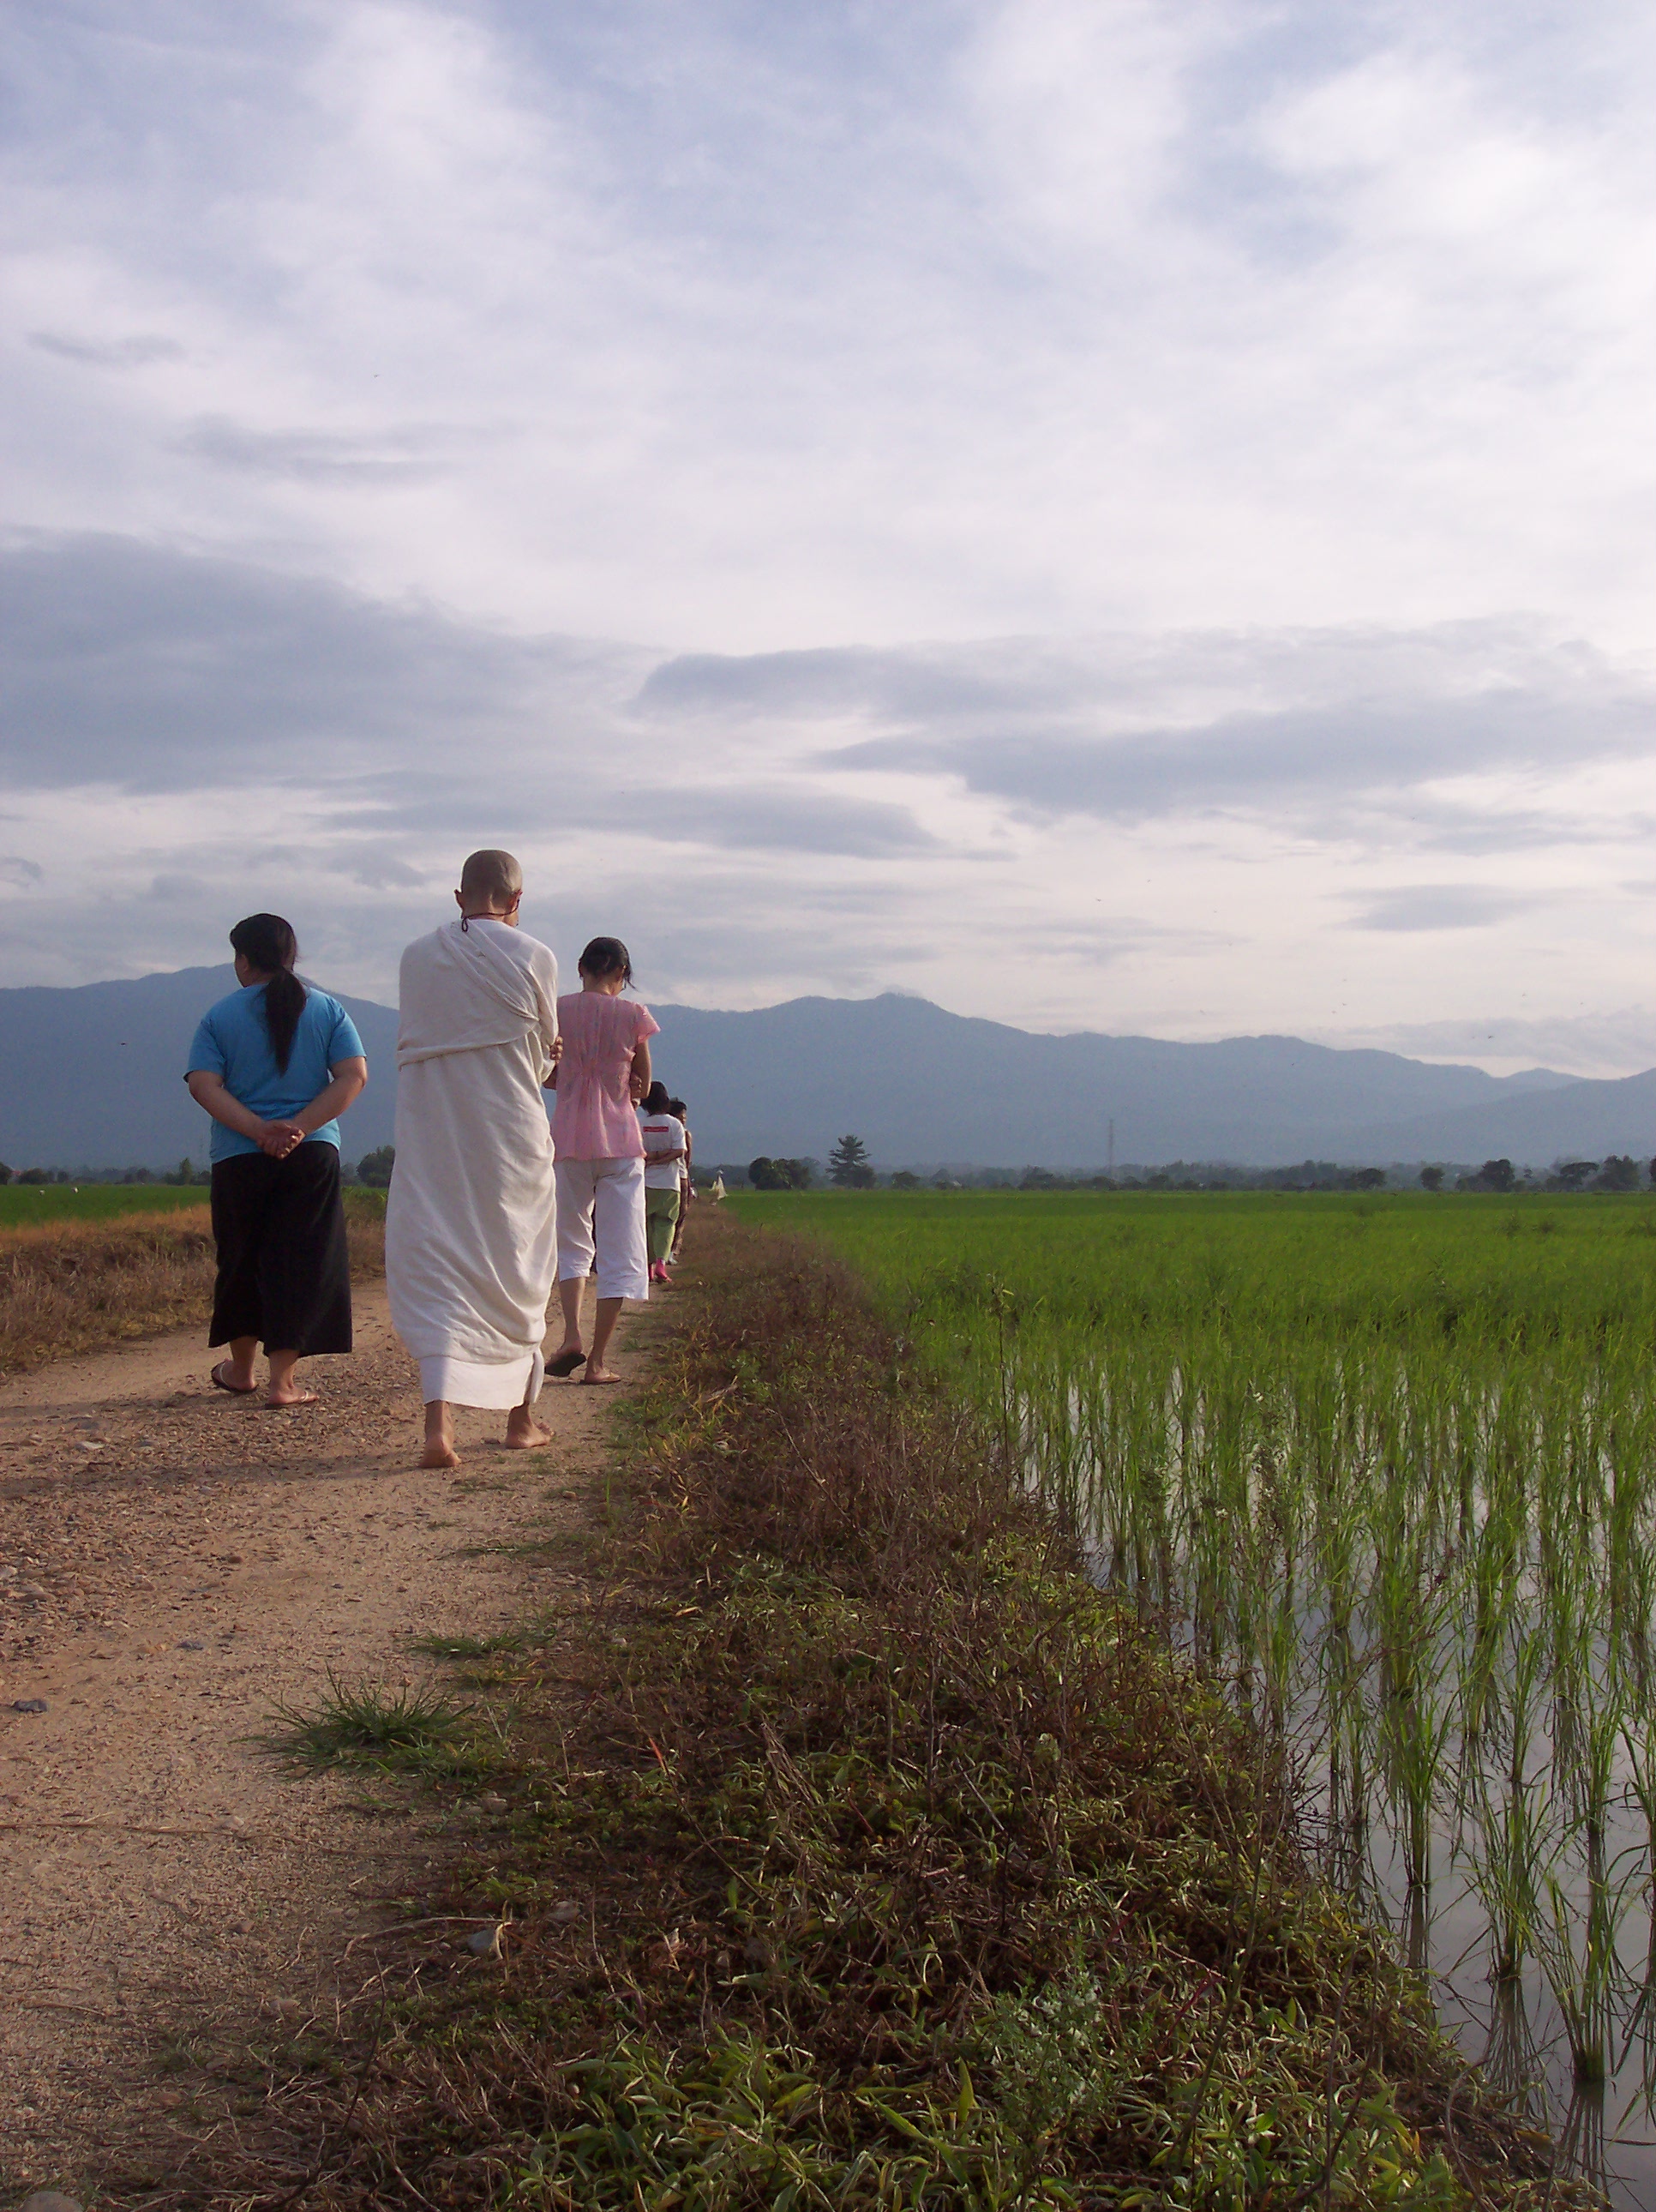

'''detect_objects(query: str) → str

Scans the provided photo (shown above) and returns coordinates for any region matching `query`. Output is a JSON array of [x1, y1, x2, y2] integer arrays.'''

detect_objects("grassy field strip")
[[0, 1182, 219, 1225], [0, 1187, 387, 1375], [735, 1189, 1656, 2208]]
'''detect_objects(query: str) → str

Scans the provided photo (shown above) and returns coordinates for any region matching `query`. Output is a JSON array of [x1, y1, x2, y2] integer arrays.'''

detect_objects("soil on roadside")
[[0, 1276, 645, 2198]]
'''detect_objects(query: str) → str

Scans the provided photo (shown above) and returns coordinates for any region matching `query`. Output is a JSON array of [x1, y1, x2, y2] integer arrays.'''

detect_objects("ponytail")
[[229, 913, 306, 1073]]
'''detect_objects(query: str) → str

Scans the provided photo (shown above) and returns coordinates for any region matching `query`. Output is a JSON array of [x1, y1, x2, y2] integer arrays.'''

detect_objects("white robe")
[[386, 919, 559, 1409]]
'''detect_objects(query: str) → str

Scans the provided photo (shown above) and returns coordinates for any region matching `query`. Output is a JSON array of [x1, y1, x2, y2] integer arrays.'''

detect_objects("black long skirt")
[[209, 1144, 352, 1355]]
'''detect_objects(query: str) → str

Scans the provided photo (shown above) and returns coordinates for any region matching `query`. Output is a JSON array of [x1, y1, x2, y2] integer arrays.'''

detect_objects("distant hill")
[[0, 972, 1647, 1175], [639, 995, 1612, 1170]]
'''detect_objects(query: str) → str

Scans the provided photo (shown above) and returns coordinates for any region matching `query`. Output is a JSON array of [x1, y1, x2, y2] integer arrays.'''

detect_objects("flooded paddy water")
[[743, 1187, 1656, 2208]]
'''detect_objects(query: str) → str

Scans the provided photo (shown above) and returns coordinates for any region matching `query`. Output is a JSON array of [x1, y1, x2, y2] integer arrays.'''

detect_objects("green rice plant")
[[1465, 1765, 1551, 1985], [1387, 1682, 1455, 1898], [1618, 1716, 1656, 1982], [753, 1186, 1656, 2191], [1533, 1860, 1623, 2086]]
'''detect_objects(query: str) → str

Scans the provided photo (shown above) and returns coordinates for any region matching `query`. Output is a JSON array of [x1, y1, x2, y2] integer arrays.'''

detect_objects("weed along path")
[[0, 1276, 645, 2198]]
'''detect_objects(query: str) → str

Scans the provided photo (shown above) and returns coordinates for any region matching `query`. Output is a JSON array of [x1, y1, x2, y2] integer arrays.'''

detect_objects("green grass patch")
[[0, 1179, 385, 1228], [725, 1185, 1656, 1350], [0, 1181, 213, 1225], [411, 1630, 527, 1661], [268, 1670, 472, 1770]]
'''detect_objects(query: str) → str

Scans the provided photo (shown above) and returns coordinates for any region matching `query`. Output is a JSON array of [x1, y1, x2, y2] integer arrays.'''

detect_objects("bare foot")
[[421, 1439, 461, 1470], [580, 1363, 623, 1386], [505, 1414, 554, 1451], [264, 1387, 320, 1409]]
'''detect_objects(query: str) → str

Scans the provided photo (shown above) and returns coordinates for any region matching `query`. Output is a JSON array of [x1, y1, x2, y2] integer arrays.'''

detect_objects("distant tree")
[[1019, 1168, 1065, 1190], [357, 1145, 396, 1188], [1594, 1154, 1641, 1192], [0, 1162, 11, 1185], [828, 1134, 873, 1188], [1419, 1166, 1444, 1192], [1472, 1158, 1516, 1193], [890, 1170, 921, 1190], [16, 1167, 50, 1184], [749, 1156, 813, 1190], [1551, 1161, 1598, 1193], [1348, 1168, 1387, 1191]]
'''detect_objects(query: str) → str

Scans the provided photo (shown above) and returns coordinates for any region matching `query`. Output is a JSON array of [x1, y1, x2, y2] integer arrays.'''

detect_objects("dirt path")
[[0, 1278, 648, 2198]]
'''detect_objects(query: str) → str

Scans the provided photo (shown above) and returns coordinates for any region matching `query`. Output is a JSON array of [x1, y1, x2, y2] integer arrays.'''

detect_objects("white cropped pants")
[[555, 1156, 650, 1302]]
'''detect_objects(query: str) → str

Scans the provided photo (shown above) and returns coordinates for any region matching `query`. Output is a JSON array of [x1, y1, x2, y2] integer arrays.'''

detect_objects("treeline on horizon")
[[4, 1145, 1654, 1197], [0, 1144, 398, 1190], [741, 1150, 1656, 1195]]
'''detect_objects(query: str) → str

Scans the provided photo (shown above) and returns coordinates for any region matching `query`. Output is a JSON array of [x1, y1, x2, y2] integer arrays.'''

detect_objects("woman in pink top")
[[547, 935, 658, 1383]]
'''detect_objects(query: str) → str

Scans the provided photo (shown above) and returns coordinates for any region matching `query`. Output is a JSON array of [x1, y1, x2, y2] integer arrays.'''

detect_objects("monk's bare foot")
[[421, 1438, 461, 1470], [265, 1386, 319, 1409], [505, 1413, 554, 1451], [580, 1363, 623, 1386]]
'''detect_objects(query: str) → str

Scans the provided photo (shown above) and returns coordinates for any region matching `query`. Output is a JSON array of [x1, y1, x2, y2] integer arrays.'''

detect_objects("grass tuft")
[[268, 1669, 470, 1767]]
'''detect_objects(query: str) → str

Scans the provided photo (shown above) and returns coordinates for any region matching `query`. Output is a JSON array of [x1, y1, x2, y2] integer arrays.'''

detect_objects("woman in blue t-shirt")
[[185, 914, 369, 1406]]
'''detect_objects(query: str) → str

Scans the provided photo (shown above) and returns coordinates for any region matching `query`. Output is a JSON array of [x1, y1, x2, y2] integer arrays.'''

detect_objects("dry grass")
[[0, 1193, 386, 1379], [112, 1213, 1589, 2211]]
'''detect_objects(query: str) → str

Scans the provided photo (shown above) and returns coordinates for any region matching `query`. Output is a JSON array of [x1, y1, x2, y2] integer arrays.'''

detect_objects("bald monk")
[[386, 851, 560, 1469]]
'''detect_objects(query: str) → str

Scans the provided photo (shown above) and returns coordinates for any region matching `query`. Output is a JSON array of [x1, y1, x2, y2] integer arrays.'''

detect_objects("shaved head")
[[458, 849, 523, 912]]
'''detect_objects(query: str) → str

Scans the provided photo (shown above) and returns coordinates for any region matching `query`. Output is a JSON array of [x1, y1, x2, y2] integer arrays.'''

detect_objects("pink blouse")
[[552, 992, 660, 1161]]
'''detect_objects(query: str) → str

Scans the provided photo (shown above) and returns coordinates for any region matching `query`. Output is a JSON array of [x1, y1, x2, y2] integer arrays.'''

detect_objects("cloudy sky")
[[4, 0, 1656, 1073]]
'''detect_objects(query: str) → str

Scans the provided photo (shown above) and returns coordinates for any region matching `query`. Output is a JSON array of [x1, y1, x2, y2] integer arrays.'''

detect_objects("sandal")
[[211, 1361, 260, 1396]]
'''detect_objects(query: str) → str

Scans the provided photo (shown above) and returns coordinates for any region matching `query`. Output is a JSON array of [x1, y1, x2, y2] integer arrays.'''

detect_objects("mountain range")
[[0, 967, 1652, 1174]]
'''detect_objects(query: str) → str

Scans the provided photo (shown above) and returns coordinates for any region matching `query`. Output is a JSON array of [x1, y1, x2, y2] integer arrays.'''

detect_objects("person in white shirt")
[[637, 1081, 687, 1286]]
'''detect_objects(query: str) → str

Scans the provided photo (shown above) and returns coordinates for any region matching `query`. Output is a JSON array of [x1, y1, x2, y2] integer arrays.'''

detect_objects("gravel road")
[[0, 1277, 642, 2196]]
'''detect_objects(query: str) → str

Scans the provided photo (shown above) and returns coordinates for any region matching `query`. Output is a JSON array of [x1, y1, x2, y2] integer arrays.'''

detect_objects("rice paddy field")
[[0, 1181, 211, 1227], [730, 1187, 1656, 2207]]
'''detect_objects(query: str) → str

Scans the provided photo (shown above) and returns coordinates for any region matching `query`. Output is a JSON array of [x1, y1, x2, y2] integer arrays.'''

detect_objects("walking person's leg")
[[551, 1159, 597, 1373], [505, 1382, 553, 1450], [423, 1398, 459, 1469], [645, 1187, 679, 1281], [585, 1157, 648, 1382], [257, 1141, 352, 1407], [669, 1181, 688, 1264], [208, 1154, 275, 1394]]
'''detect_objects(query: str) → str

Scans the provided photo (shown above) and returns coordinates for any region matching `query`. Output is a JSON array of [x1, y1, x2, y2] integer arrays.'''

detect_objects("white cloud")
[[3, 3, 1656, 1067]]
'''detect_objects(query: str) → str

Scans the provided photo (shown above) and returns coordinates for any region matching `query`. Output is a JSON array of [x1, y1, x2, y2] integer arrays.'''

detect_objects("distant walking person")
[[638, 1082, 687, 1284], [185, 915, 368, 1408], [669, 1095, 693, 1264], [386, 851, 560, 1470], [547, 937, 657, 1382]]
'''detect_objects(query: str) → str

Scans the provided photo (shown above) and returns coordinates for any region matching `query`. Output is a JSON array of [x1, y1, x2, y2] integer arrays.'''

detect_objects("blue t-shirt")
[[186, 984, 366, 1163]]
